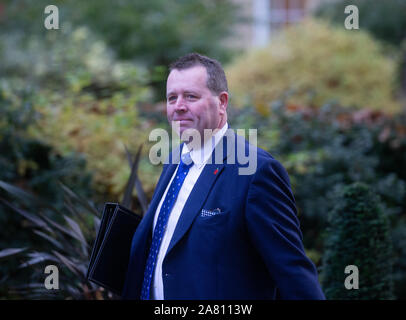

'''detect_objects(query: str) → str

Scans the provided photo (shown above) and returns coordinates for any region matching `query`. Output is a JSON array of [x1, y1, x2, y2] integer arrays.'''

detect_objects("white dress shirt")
[[151, 122, 229, 299]]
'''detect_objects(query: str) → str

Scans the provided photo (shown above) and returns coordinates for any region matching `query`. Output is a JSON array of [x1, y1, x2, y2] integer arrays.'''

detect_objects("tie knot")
[[180, 152, 193, 167]]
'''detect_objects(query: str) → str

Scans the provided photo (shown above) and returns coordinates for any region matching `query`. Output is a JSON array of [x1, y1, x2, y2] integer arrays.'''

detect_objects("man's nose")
[[175, 96, 187, 112]]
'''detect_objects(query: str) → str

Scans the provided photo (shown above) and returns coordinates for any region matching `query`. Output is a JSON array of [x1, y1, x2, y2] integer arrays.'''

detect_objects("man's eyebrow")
[[166, 90, 200, 98]]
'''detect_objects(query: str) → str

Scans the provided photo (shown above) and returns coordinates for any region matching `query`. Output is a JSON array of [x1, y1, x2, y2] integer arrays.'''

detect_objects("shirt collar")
[[182, 122, 229, 169]]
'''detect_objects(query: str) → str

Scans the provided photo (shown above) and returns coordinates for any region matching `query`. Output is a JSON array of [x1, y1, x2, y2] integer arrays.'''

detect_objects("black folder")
[[86, 202, 142, 296]]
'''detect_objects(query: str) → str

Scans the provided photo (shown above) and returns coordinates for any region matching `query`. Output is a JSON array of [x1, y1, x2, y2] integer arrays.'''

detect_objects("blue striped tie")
[[140, 152, 193, 300]]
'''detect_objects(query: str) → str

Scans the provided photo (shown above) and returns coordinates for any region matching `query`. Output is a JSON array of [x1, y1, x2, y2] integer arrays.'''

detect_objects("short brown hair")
[[169, 53, 228, 95]]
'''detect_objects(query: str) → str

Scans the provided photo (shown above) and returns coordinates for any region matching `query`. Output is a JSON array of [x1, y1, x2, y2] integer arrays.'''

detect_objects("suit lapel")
[[165, 129, 235, 256]]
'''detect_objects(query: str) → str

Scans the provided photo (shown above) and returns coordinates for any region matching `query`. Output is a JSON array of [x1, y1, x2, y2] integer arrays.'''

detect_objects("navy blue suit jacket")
[[122, 129, 325, 299]]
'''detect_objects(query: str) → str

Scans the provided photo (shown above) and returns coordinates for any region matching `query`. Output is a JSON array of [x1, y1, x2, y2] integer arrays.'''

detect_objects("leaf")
[[63, 215, 87, 246], [11, 283, 46, 289], [0, 248, 27, 259], [75, 264, 88, 277], [0, 180, 57, 211], [135, 175, 148, 214], [19, 252, 59, 268], [124, 144, 148, 214], [123, 143, 133, 167], [51, 250, 82, 277], [0, 274, 9, 285], [122, 144, 143, 208], [59, 182, 99, 216], [66, 284, 82, 298], [0, 180, 42, 204], [33, 230, 64, 250], [19, 257, 46, 268], [41, 214, 83, 242], [94, 216, 101, 234], [63, 214, 89, 257], [38, 219, 78, 254], [63, 194, 91, 231], [0, 197, 53, 233]]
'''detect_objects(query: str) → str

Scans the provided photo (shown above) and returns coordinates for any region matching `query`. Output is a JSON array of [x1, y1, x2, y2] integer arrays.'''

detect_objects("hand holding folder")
[[86, 203, 142, 296]]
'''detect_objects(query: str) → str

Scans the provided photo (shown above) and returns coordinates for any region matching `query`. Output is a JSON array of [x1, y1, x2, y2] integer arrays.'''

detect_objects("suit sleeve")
[[245, 158, 325, 299]]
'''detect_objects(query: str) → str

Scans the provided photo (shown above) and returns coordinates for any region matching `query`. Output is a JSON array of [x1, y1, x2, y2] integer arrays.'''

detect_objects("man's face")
[[166, 66, 226, 141]]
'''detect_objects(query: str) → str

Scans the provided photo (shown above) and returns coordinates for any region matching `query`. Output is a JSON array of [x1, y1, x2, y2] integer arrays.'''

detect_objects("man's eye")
[[168, 96, 176, 102], [186, 95, 197, 100]]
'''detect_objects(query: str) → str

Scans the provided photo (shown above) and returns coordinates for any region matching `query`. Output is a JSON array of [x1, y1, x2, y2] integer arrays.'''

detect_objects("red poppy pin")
[[213, 168, 219, 175]]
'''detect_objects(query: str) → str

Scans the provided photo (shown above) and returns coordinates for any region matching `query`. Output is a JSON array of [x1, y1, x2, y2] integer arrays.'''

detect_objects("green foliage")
[[1, 0, 239, 64], [229, 99, 406, 298], [231, 100, 406, 223], [0, 88, 95, 298], [226, 19, 400, 113], [400, 40, 406, 94], [0, 89, 93, 202], [1, 0, 241, 98], [315, 0, 406, 47], [321, 182, 394, 299], [0, 25, 163, 197], [390, 216, 406, 299], [0, 86, 93, 216], [0, 144, 145, 299], [0, 0, 239, 200], [0, 181, 107, 299]]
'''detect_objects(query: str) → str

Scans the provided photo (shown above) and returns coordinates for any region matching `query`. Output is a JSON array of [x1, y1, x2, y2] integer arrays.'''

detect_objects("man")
[[122, 53, 325, 300]]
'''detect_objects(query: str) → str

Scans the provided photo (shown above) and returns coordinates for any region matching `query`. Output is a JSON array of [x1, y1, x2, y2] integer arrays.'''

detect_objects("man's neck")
[[184, 123, 227, 151]]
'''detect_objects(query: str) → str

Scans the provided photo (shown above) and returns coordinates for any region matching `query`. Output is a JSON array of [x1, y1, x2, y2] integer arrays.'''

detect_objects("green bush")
[[0, 89, 93, 203], [315, 0, 406, 97], [1, 0, 241, 99], [0, 182, 106, 299], [226, 19, 400, 114], [230, 100, 406, 223], [1, 0, 240, 66], [0, 26, 163, 197], [228, 99, 406, 298], [0, 88, 95, 299], [0, 145, 145, 299], [321, 182, 394, 299], [315, 0, 406, 47]]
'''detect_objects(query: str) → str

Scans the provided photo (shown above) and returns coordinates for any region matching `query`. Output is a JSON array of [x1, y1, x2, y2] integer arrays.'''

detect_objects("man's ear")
[[218, 91, 228, 115]]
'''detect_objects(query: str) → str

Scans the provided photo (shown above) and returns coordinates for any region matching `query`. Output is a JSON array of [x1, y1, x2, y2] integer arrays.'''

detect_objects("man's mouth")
[[174, 119, 192, 122]]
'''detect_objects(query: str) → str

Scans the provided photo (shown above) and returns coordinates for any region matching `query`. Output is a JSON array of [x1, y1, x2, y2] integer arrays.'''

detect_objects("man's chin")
[[179, 127, 201, 141]]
